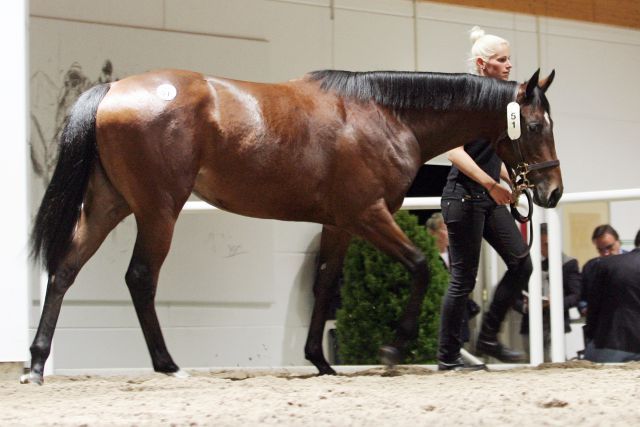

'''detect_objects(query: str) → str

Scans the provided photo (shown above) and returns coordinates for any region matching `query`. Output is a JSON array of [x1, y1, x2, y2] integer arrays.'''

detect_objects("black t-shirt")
[[443, 138, 502, 196]]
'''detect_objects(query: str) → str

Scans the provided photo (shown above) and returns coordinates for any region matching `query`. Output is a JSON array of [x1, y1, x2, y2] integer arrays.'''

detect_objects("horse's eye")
[[527, 122, 542, 133]]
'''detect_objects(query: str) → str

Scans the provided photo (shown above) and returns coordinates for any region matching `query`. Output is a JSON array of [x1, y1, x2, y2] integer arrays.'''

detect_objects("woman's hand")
[[488, 182, 513, 205]]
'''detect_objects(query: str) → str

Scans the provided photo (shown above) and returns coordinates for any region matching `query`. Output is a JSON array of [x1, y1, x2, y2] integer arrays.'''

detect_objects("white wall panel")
[[160, 212, 276, 304], [53, 325, 311, 369], [279, 326, 312, 365], [30, 17, 269, 82], [540, 17, 640, 46], [167, 327, 284, 367], [0, 0, 29, 364], [265, 0, 332, 81], [611, 201, 640, 248], [273, 253, 315, 327], [511, 29, 540, 82], [43, 213, 277, 305], [416, 1, 516, 30], [416, 20, 471, 72], [53, 304, 143, 329], [269, 0, 330, 6], [551, 114, 639, 192], [335, 0, 413, 16], [542, 34, 640, 121], [334, 9, 414, 70], [52, 329, 151, 369], [273, 221, 321, 253], [538, 18, 640, 193], [30, 0, 164, 28], [165, 304, 272, 329], [165, 0, 267, 40]]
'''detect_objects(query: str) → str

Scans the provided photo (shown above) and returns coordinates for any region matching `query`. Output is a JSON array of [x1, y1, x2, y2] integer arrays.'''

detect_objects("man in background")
[[579, 224, 624, 316], [513, 223, 581, 361], [584, 230, 640, 362]]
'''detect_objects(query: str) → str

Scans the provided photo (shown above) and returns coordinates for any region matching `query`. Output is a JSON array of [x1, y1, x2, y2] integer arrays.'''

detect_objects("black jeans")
[[438, 185, 532, 363]]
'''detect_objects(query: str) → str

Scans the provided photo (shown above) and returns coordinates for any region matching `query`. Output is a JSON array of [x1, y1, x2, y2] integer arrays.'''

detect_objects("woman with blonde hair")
[[437, 26, 532, 370]]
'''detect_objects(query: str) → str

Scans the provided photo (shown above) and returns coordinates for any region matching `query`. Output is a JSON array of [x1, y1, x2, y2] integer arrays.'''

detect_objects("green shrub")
[[336, 210, 449, 364]]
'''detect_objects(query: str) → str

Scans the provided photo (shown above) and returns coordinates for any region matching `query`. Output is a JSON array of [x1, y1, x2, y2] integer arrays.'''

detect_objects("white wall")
[[28, 0, 640, 372], [0, 0, 29, 365]]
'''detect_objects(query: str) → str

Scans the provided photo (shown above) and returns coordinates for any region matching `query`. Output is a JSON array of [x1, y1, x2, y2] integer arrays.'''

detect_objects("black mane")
[[307, 70, 519, 112]]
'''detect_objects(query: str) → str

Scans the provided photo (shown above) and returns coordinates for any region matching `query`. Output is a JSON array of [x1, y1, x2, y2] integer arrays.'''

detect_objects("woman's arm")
[[447, 147, 512, 205], [500, 163, 512, 186]]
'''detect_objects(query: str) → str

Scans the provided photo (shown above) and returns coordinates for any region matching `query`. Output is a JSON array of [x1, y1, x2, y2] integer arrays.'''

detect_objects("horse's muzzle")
[[533, 184, 563, 208]]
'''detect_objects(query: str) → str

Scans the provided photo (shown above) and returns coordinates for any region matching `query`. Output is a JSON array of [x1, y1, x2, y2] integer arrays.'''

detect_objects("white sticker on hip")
[[507, 101, 521, 140], [157, 84, 177, 101]]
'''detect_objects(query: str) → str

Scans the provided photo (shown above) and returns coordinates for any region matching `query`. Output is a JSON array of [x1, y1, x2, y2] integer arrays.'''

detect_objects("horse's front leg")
[[304, 226, 351, 375], [352, 201, 430, 367]]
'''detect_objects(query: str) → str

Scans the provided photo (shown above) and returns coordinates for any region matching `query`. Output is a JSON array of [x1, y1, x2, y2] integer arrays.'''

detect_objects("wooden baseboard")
[[423, 0, 640, 30]]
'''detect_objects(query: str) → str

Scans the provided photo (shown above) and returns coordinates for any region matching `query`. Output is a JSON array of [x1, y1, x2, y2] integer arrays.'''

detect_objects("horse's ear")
[[538, 69, 555, 93], [525, 69, 540, 99]]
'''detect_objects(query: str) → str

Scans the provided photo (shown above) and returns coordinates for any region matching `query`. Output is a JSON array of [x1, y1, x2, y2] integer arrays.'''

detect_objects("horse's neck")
[[403, 109, 505, 163]]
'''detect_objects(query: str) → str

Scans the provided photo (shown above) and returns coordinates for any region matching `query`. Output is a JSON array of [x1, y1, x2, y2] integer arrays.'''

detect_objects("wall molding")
[[422, 0, 640, 30]]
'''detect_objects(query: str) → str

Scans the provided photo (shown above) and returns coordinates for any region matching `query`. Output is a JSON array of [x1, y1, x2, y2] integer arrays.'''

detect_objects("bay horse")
[[23, 68, 562, 384]]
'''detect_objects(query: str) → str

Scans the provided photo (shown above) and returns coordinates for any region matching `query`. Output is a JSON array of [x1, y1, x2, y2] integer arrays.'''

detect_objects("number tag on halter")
[[507, 102, 521, 140]]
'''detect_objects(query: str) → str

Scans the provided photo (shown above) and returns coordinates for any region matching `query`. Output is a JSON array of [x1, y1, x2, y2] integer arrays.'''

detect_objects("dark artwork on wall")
[[30, 60, 116, 187]]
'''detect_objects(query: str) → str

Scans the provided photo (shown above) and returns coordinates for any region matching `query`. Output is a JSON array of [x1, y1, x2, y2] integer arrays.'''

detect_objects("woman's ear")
[[476, 57, 486, 73]]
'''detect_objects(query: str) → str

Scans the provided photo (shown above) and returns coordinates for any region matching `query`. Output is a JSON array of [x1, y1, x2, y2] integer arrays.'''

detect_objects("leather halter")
[[498, 101, 560, 248]]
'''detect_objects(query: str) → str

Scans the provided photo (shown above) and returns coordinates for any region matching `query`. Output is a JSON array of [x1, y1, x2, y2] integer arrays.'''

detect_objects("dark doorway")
[[405, 164, 450, 224]]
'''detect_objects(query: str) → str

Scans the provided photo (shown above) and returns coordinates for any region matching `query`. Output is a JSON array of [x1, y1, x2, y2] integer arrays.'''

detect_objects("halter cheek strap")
[[500, 100, 560, 248], [503, 101, 560, 187]]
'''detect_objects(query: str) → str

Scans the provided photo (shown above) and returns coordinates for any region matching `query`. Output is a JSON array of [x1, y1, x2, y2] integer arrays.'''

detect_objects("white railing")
[[185, 197, 444, 212]]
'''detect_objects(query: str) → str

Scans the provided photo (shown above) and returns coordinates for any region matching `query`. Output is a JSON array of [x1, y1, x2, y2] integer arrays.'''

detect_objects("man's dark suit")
[[585, 248, 640, 355]]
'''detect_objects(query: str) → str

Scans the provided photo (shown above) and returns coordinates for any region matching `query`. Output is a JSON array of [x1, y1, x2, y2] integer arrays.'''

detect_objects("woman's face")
[[478, 44, 512, 80]]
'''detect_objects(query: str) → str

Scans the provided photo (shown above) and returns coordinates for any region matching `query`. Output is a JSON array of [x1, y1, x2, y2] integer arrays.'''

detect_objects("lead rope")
[[508, 166, 534, 249]]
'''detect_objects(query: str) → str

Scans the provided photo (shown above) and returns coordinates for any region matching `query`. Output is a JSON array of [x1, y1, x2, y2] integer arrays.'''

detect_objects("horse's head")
[[495, 69, 563, 208]]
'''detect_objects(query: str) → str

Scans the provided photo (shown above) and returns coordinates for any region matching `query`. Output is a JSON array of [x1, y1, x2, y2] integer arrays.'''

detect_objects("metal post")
[[547, 207, 565, 362], [527, 205, 544, 366]]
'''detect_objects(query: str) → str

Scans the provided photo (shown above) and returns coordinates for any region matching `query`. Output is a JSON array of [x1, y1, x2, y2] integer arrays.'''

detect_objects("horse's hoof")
[[317, 366, 337, 376], [379, 345, 402, 367], [167, 369, 189, 379], [20, 372, 44, 385]]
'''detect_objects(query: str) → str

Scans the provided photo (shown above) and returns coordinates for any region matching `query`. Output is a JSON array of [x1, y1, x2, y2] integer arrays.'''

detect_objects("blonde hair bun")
[[469, 26, 486, 44]]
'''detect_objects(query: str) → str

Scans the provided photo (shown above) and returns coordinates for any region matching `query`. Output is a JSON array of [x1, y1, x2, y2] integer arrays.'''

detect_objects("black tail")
[[31, 83, 111, 272]]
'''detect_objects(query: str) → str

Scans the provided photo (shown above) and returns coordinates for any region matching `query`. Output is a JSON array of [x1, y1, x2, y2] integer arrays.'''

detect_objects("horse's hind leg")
[[351, 201, 430, 366], [22, 164, 131, 385], [124, 211, 185, 376], [305, 226, 352, 375]]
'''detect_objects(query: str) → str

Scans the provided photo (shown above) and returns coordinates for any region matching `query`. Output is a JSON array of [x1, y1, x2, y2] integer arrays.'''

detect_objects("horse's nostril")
[[549, 188, 562, 207]]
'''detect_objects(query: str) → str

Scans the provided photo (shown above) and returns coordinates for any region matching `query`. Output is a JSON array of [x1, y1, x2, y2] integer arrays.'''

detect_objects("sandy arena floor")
[[2, 362, 640, 426]]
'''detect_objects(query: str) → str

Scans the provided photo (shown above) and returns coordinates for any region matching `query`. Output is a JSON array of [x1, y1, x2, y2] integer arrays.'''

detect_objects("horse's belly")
[[192, 167, 331, 224]]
